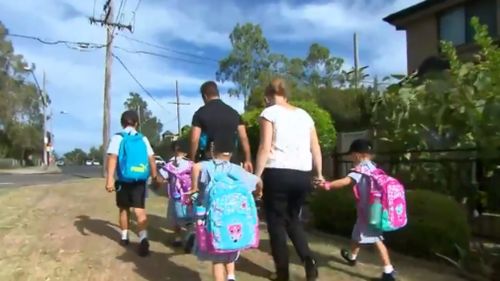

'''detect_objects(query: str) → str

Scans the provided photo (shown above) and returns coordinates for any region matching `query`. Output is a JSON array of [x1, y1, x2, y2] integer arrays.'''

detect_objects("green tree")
[[88, 145, 104, 163], [304, 43, 344, 87], [371, 17, 500, 209], [0, 21, 45, 162], [217, 23, 270, 107], [124, 92, 163, 146], [64, 148, 88, 165]]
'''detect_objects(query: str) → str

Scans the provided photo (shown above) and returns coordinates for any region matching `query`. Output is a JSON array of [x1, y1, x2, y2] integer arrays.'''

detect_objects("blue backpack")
[[117, 132, 150, 182], [200, 163, 259, 253]]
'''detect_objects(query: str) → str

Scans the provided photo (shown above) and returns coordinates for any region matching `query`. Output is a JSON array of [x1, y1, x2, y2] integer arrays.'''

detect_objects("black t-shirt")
[[191, 99, 243, 161]]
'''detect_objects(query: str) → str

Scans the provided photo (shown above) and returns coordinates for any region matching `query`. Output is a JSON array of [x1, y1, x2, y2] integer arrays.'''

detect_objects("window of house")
[[439, 6, 466, 45], [439, 0, 497, 45]]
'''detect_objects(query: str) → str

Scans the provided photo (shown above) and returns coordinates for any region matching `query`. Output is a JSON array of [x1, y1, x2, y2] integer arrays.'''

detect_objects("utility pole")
[[42, 71, 48, 166], [168, 80, 190, 137], [353, 32, 359, 89], [89, 0, 132, 176]]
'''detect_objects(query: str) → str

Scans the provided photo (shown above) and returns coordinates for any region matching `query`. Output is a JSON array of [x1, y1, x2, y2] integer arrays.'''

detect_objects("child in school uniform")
[[321, 139, 396, 281], [190, 138, 262, 281], [159, 140, 193, 248]]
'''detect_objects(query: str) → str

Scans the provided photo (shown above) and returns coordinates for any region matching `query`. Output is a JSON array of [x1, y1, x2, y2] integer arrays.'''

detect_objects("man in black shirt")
[[189, 81, 253, 172]]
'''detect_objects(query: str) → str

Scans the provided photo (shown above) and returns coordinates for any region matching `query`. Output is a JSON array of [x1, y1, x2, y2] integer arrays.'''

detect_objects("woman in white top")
[[255, 78, 323, 281]]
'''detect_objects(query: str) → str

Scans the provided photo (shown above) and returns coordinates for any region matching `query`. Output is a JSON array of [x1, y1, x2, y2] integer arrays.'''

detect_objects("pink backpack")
[[163, 159, 193, 202], [352, 165, 407, 232]]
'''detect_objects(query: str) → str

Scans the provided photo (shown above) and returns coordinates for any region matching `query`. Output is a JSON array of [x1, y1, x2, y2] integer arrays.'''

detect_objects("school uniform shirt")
[[260, 104, 314, 172], [107, 126, 154, 156], [347, 160, 383, 244]]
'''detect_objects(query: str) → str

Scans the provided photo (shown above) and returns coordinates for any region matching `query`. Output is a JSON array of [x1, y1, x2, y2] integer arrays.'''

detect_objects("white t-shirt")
[[106, 127, 155, 156], [260, 105, 314, 171]]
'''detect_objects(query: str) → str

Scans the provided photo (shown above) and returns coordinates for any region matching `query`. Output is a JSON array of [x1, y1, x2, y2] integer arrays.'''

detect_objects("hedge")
[[310, 188, 470, 259]]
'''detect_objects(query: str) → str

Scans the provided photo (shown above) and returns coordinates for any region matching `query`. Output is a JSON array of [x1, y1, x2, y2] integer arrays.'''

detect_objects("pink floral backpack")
[[352, 164, 407, 232]]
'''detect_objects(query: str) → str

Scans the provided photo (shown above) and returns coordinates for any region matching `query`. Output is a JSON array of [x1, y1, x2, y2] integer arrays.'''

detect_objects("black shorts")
[[115, 181, 146, 209]]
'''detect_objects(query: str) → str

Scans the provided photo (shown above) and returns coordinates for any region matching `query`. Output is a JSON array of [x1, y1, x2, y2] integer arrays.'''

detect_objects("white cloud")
[[0, 0, 421, 153]]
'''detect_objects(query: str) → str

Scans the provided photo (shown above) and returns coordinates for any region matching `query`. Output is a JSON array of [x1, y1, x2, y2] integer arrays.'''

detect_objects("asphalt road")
[[0, 165, 102, 188]]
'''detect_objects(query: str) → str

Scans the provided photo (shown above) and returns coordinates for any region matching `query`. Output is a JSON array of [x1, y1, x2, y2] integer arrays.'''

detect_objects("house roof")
[[384, 0, 445, 24]]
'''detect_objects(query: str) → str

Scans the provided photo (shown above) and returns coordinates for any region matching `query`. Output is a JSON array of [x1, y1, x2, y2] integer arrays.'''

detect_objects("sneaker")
[[120, 239, 129, 246], [340, 249, 357, 266], [381, 271, 396, 281], [138, 239, 150, 257], [184, 233, 195, 253], [304, 257, 318, 281]]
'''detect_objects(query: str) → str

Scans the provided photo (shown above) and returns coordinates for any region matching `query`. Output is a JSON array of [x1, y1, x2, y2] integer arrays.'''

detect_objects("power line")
[[114, 45, 216, 66], [115, 0, 128, 23], [112, 52, 172, 114], [118, 34, 219, 62], [133, 0, 143, 13], [4, 32, 107, 49]]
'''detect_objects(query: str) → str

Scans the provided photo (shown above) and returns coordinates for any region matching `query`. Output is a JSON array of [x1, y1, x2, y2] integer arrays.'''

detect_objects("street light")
[[24, 65, 49, 166]]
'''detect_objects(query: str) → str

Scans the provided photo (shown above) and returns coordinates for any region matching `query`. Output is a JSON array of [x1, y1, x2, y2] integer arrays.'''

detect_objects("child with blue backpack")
[[190, 138, 262, 281], [319, 139, 405, 281], [105, 110, 160, 257]]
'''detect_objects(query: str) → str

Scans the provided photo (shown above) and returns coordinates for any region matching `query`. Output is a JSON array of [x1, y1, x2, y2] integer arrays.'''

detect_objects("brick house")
[[384, 0, 499, 74]]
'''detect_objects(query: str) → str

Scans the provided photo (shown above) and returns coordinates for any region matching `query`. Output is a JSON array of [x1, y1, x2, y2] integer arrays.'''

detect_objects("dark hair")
[[200, 81, 219, 98], [120, 110, 139, 128], [212, 137, 235, 154], [348, 139, 374, 154]]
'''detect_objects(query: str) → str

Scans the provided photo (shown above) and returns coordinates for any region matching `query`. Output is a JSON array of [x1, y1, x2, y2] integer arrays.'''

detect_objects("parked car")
[[154, 155, 166, 168], [56, 159, 65, 166], [85, 160, 93, 166], [92, 161, 101, 166]]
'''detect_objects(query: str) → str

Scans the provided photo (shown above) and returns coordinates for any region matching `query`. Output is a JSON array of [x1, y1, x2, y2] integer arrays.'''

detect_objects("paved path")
[[0, 179, 465, 281]]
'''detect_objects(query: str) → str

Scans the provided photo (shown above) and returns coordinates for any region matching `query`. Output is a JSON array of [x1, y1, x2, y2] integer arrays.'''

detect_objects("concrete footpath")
[[0, 179, 465, 281]]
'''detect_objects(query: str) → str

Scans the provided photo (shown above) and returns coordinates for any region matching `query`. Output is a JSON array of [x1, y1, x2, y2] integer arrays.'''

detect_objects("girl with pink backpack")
[[319, 139, 407, 281], [160, 140, 195, 250]]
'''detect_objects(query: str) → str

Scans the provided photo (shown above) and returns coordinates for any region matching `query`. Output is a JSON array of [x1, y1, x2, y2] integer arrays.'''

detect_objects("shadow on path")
[[73, 214, 201, 281]]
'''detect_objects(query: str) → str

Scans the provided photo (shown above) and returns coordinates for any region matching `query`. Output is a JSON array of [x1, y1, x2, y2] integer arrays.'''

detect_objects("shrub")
[[310, 189, 470, 259]]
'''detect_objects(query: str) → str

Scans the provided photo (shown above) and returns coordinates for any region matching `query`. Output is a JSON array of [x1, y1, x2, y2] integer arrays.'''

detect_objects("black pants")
[[263, 168, 313, 275]]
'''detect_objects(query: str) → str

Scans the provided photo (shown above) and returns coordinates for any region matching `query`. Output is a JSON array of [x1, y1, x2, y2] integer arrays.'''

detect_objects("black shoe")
[[304, 257, 318, 281], [184, 233, 195, 253], [341, 249, 357, 266], [138, 239, 150, 257], [120, 239, 129, 246], [381, 271, 396, 281]]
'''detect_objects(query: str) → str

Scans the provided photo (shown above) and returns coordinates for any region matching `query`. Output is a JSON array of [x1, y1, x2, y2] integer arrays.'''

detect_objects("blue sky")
[[0, 0, 421, 153]]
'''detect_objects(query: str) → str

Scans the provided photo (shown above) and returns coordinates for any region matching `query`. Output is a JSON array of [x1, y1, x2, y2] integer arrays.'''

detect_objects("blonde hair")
[[265, 78, 288, 98]]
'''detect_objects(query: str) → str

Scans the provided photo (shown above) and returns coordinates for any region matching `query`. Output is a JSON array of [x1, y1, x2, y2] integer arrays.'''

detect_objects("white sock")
[[121, 230, 128, 240], [227, 274, 235, 280], [139, 230, 148, 241], [350, 253, 357, 260], [384, 265, 394, 274]]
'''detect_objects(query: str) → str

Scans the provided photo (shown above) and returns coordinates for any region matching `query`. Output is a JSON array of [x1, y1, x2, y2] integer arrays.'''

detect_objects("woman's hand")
[[312, 175, 325, 189]]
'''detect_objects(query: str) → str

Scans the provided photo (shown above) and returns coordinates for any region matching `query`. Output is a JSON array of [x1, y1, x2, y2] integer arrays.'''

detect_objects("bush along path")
[[0, 179, 465, 281]]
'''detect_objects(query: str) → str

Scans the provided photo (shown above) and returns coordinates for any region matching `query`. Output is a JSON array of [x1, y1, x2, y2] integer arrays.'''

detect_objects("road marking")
[[0, 183, 13, 185]]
